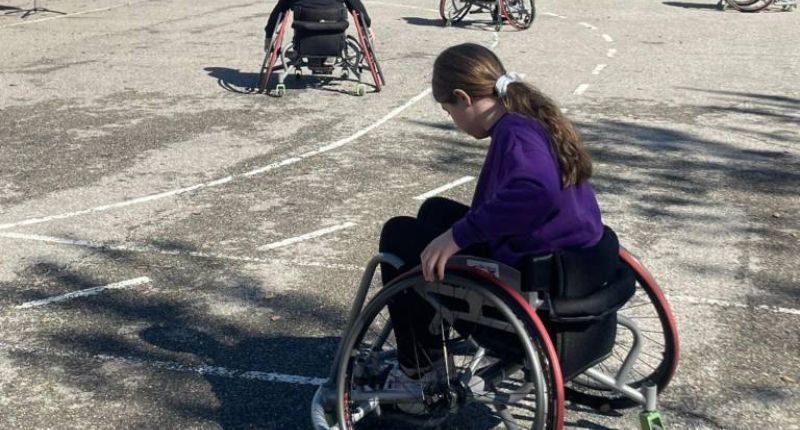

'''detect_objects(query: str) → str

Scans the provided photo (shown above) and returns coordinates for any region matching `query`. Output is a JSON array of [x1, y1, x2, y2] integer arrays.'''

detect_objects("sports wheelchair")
[[258, 5, 385, 97], [440, 0, 535, 31], [311, 229, 679, 429]]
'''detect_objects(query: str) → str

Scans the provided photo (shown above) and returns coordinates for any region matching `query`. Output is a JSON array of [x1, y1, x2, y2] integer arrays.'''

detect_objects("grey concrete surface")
[[0, 0, 798, 428]]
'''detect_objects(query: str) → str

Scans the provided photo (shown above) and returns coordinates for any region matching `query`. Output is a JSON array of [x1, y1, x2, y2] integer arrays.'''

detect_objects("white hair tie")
[[495, 72, 523, 97]]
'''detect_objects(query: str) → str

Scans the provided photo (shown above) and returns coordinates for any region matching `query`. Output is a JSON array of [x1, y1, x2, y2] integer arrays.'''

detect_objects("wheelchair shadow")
[[141, 325, 339, 428], [401, 16, 498, 32], [204, 66, 375, 97], [565, 419, 617, 430], [661, 1, 723, 10], [203, 67, 260, 94]]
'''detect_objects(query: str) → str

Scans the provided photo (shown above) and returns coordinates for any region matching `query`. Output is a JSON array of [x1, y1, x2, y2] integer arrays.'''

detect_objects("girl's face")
[[441, 100, 488, 139]]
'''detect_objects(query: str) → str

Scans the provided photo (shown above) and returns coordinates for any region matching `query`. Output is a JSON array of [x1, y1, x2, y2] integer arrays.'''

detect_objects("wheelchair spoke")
[[621, 301, 654, 311], [640, 332, 666, 346], [638, 350, 665, 365]]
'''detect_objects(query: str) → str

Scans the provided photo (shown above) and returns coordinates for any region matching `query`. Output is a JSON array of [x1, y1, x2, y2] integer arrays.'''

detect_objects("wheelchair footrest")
[[640, 410, 665, 430]]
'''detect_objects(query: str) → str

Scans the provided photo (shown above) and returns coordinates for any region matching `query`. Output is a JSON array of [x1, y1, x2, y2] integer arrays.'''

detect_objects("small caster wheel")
[[639, 411, 665, 430], [274, 83, 286, 97], [294, 70, 302, 80], [341, 71, 350, 80], [444, 19, 452, 27], [356, 84, 366, 96]]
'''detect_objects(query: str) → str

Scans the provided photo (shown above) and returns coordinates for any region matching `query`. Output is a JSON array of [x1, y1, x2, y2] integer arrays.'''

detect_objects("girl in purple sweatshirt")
[[379, 43, 603, 384]]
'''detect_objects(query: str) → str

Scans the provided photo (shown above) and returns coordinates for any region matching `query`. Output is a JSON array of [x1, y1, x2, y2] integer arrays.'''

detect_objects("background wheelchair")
[[258, 6, 385, 97], [440, 0, 536, 31], [311, 237, 679, 429]]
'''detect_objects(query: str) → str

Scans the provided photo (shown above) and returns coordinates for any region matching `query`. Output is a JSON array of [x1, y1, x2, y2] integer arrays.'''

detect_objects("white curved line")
[[0, 91, 432, 231]]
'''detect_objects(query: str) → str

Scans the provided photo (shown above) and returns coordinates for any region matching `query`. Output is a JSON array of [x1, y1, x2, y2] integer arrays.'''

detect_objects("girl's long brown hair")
[[432, 43, 592, 187]]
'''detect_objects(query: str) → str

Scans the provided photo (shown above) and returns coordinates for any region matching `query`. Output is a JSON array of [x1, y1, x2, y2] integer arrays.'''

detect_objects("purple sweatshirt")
[[451, 113, 603, 267]]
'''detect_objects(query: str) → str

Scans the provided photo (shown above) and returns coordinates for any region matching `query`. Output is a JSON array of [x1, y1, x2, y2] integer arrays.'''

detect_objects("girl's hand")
[[421, 229, 461, 282]]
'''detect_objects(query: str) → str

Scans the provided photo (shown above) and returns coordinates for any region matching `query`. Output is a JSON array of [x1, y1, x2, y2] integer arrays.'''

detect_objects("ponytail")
[[501, 82, 592, 187]]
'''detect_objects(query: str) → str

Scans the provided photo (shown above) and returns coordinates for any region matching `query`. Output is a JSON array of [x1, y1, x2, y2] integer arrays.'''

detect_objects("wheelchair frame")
[[439, 0, 536, 31], [258, 10, 385, 97], [311, 248, 678, 430]]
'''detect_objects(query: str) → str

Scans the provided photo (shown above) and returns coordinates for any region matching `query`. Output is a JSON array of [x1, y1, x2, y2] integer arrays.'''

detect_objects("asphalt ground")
[[0, 0, 798, 428]]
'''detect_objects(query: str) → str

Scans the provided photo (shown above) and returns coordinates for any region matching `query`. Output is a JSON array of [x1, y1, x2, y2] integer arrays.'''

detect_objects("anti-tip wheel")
[[356, 84, 367, 96], [274, 83, 286, 97]]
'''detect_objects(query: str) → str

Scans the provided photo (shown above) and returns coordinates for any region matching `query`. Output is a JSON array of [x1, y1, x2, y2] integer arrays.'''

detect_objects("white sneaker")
[[383, 356, 456, 416], [383, 363, 432, 415]]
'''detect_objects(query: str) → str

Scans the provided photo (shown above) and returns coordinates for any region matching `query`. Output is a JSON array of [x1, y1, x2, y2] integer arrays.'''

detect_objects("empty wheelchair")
[[440, 0, 535, 31], [311, 228, 679, 429], [258, 6, 385, 96]]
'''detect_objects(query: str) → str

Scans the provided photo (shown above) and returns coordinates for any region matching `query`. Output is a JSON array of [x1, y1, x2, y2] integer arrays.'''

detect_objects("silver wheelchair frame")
[[310, 252, 673, 430]]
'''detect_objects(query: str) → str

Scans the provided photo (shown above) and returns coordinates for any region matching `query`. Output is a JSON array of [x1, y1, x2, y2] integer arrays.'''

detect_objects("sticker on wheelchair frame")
[[466, 259, 501, 278]]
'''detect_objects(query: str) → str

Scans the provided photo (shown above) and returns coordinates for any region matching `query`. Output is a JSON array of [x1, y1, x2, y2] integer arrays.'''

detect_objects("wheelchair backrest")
[[291, 5, 349, 57]]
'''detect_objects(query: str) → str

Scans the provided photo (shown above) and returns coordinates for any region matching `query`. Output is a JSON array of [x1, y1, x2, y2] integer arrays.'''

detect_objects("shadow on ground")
[[1, 240, 343, 429]]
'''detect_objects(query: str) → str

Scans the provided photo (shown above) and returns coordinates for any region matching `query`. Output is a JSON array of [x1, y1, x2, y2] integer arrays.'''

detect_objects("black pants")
[[379, 197, 489, 370]]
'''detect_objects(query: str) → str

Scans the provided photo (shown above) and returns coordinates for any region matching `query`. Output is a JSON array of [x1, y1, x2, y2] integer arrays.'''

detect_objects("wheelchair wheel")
[[439, 0, 471, 24], [335, 268, 564, 429], [724, 0, 774, 11], [565, 249, 679, 410], [500, 0, 535, 30]]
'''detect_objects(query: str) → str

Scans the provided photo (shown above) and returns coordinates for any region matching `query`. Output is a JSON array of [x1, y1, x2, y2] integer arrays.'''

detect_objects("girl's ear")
[[452, 89, 472, 107]]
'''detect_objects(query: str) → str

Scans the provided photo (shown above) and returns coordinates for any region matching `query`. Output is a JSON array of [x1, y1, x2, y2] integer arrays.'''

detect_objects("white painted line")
[[0, 183, 204, 230], [16, 276, 151, 309], [578, 22, 597, 30], [0, 90, 432, 231], [0, 232, 361, 271], [205, 176, 234, 187], [602, 34, 614, 43], [242, 157, 302, 177], [258, 222, 357, 251], [296, 90, 431, 158], [413, 176, 475, 201], [542, 12, 568, 19], [607, 48, 618, 58], [671, 295, 800, 317], [592, 64, 608, 75], [0, 0, 152, 29], [573, 84, 590, 96], [0, 340, 327, 385]]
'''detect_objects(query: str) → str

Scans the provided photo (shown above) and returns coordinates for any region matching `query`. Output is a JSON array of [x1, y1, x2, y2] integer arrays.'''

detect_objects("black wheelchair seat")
[[535, 226, 636, 381], [292, 6, 349, 58]]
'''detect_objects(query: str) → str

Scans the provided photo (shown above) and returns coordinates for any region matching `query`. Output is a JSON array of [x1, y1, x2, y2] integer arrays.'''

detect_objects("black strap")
[[520, 253, 558, 293]]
